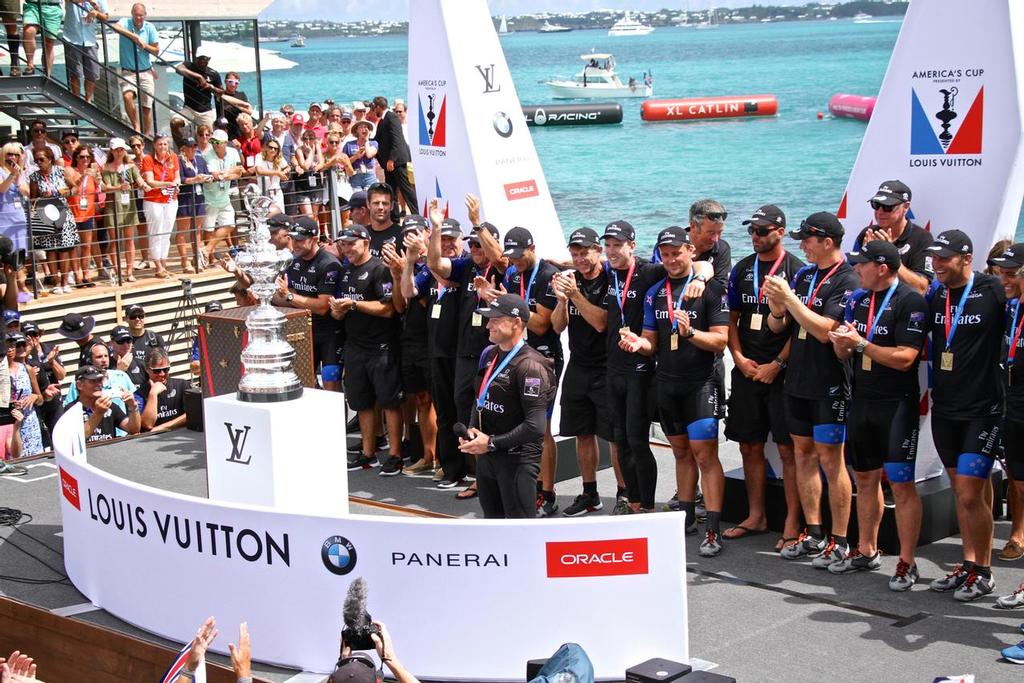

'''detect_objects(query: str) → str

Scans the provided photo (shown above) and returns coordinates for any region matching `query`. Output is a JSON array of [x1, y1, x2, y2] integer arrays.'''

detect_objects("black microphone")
[[453, 422, 471, 440]]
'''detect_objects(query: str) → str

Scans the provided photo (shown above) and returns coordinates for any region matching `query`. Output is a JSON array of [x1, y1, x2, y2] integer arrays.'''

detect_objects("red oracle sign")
[[546, 538, 649, 578], [504, 179, 539, 201], [60, 467, 81, 510]]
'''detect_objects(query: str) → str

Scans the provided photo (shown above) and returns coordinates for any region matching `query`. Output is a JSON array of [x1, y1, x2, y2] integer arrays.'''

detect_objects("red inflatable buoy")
[[641, 95, 778, 122], [828, 94, 876, 121]]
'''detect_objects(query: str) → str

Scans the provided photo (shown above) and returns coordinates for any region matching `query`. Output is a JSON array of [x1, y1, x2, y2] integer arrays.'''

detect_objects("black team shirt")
[[503, 259, 561, 360], [368, 224, 404, 261], [843, 282, 928, 400], [694, 238, 732, 285], [335, 256, 396, 351], [71, 400, 128, 442], [605, 259, 665, 374], [565, 269, 609, 370], [1004, 297, 1024, 417], [286, 248, 342, 335], [414, 266, 461, 359], [643, 274, 729, 385], [727, 251, 805, 364], [451, 258, 505, 360], [784, 261, 860, 400], [927, 272, 1005, 418], [852, 222, 934, 283], [139, 377, 188, 426]]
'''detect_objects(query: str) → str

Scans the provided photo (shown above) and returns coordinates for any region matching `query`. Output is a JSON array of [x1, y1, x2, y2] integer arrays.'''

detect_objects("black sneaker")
[[536, 496, 559, 518], [563, 493, 603, 517], [0, 461, 27, 476], [347, 454, 378, 471], [379, 456, 403, 477]]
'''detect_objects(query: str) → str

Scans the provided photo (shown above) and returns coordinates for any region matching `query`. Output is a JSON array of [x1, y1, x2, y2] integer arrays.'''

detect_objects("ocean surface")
[[257, 19, 1023, 250]]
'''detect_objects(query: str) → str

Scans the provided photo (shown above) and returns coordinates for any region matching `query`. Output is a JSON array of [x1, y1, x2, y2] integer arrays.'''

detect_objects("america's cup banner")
[[839, 0, 1024, 249], [408, 0, 564, 257]]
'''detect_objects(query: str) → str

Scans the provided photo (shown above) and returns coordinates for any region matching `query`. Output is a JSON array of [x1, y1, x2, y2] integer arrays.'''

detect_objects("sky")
[[260, 0, 817, 22]]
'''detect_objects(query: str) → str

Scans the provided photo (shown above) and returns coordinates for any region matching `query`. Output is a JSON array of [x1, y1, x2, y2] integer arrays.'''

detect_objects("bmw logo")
[[493, 111, 513, 138], [321, 535, 357, 575]]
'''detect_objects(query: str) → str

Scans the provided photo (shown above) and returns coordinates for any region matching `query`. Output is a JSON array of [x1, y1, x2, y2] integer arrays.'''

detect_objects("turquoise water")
[[257, 20, 1022, 249]]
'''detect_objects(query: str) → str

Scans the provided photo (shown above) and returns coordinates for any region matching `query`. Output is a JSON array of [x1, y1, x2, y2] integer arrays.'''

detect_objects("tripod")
[[166, 278, 203, 386]]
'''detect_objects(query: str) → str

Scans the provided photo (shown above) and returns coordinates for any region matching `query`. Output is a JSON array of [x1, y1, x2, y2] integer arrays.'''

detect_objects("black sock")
[[681, 501, 696, 527], [706, 510, 721, 535], [542, 489, 555, 503], [616, 486, 627, 499], [582, 481, 598, 496], [975, 564, 991, 577], [834, 535, 847, 547], [963, 560, 976, 570], [807, 524, 823, 539]]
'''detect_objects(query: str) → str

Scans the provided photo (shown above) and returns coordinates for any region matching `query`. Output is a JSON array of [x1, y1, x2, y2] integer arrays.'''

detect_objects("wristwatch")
[[683, 327, 696, 339], [487, 436, 497, 452], [694, 274, 707, 283], [773, 357, 787, 369], [286, 292, 294, 302], [855, 340, 868, 354]]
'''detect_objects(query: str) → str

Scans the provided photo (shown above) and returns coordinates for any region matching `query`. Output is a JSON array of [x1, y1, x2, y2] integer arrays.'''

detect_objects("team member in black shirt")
[[924, 230, 1005, 601], [621, 226, 729, 555], [125, 305, 166, 366], [551, 227, 614, 517], [689, 199, 733, 284], [138, 347, 188, 432], [459, 293, 556, 519], [724, 205, 804, 548], [69, 364, 141, 442], [366, 182, 403, 260], [331, 224, 404, 475], [110, 325, 145, 389], [764, 212, 860, 568], [828, 241, 928, 590], [850, 180, 934, 295], [272, 216, 344, 391]]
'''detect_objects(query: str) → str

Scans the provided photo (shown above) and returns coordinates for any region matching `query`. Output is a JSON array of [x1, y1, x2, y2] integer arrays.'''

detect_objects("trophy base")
[[237, 386, 305, 403]]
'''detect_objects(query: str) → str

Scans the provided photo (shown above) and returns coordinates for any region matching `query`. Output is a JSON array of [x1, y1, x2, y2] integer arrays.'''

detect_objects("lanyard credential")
[[865, 280, 898, 342], [611, 259, 637, 320], [805, 261, 843, 308], [943, 272, 975, 351], [664, 273, 695, 333], [1008, 299, 1024, 366], [519, 259, 540, 302], [752, 252, 786, 305], [476, 340, 526, 423]]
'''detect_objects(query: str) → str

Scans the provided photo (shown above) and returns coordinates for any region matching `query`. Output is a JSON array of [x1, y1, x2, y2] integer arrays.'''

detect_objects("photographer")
[[333, 620, 419, 683]]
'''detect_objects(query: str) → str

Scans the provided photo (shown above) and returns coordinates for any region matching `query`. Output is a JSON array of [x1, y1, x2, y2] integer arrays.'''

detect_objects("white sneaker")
[[996, 583, 1024, 609], [953, 570, 995, 602], [698, 530, 723, 557], [811, 537, 849, 569]]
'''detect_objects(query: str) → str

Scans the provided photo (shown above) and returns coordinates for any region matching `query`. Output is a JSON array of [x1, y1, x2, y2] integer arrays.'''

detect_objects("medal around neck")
[[234, 185, 304, 402]]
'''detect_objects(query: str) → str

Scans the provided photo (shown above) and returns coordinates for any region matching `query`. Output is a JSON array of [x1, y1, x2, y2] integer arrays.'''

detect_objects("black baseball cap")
[[5, 332, 25, 345], [742, 204, 786, 228], [288, 215, 319, 239], [502, 227, 534, 258], [567, 227, 600, 247], [347, 191, 368, 209], [469, 222, 499, 245], [340, 224, 370, 242], [790, 212, 844, 241], [478, 293, 530, 323], [926, 229, 973, 257], [180, 136, 197, 148], [58, 312, 96, 340], [268, 214, 292, 231], [656, 225, 691, 248], [75, 364, 104, 381], [847, 240, 901, 270], [440, 218, 462, 238], [3, 309, 19, 324], [205, 301, 224, 313], [869, 180, 912, 206], [401, 214, 428, 232], [20, 321, 39, 336], [988, 242, 1024, 269], [601, 220, 636, 242], [110, 324, 132, 343], [328, 654, 377, 683], [125, 304, 145, 318]]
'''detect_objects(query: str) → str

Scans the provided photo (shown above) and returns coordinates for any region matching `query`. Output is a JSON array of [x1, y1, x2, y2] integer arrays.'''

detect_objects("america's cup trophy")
[[234, 185, 303, 401]]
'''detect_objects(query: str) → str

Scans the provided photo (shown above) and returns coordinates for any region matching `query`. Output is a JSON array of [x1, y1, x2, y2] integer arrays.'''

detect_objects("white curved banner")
[[53, 406, 688, 680]]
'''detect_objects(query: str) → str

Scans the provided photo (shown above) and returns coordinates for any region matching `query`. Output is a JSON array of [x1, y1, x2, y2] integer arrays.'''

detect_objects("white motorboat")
[[853, 12, 873, 22], [545, 53, 652, 99], [290, 35, 305, 47], [608, 12, 655, 36], [539, 20, 573, 33]]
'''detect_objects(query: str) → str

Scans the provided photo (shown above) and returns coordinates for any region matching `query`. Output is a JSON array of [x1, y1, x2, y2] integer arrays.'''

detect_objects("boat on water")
[[290, 35, 305, 47], [608, 12, 655, 36], [545, 53, 652, 99], [498, 15, 513, 35], [539, 20, 573, 33], [694, 9, 719, 30], [853, 12, 873, 22]]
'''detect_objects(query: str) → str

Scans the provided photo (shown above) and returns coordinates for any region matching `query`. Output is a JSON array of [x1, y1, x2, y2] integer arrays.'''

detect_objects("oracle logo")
[[546, 538, 648, 578], [60, 467, 81, 510], [504, 180, 539, 201]]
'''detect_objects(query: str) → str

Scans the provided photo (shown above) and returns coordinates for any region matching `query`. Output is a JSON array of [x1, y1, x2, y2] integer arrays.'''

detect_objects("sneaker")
[[1001, 641, 1024, 665], [102, 256, 113, 269], [889, 559, 920, 592], [953, 569, 995, 602], [536, 497, 559, 518], [996, 583, 1024, 610], [610, 497, 631, 516], [347, 454, 378, 471], [563, 493, 603, 517], [432, 467, 445, 482], [698, 530, 723, 557], [0, 460, 27, 476], [780, 532, 826, 560], [378, 456, 403, 477], [403, 458, 434, 475], [828, 548, 881, 574], [664, 491, 682, 512], [929, 564, 971, 592], [436, 478, 465, 489], [1000, 539, 1024, 562], [811, 537, 849, 569]]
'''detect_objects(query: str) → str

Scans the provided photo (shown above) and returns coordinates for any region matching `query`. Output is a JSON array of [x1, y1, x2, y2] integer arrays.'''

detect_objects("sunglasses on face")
[[267, 145, 280, 150], [870, 201, 899, 212], [128, 313, 144, 320], [114, 337, 130, 344], [198, 132, 211, 137], [131, 143, 144, 148], [226, 80, 239, 85], [25, 331, 39, 337], [747, 225, 778, 237], [33, 157, 47, 163], [77, 154, 91, 160], [31, 128, 45, 134], [149, 366, 170, 374]]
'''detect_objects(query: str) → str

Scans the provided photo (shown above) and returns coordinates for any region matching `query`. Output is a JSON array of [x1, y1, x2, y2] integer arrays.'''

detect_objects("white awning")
[[107, 0, 274, 21]]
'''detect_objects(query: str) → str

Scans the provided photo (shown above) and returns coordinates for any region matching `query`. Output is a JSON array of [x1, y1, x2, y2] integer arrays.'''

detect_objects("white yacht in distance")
[[608, 12, 655, 36], [290, 35, 305, 47], [853, 12, 873, 22], [546, 53, 652, 99], [539, 20, 573, 33], [694, 9, 720, 29]]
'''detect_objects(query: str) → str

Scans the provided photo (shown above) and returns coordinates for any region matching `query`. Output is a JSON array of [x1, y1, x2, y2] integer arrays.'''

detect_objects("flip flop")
[[775, 536, 799, 553], [723, 525, 769, 540], [455, 483, 478, 500]]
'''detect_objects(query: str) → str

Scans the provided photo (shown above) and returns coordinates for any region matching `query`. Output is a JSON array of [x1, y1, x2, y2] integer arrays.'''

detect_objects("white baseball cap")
[[211, 130, 229, 143]]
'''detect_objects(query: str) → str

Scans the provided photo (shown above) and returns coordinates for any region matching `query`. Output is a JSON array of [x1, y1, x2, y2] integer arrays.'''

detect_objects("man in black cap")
[[272, 215, 344, 392], [58, 312, 101, 366], [923, 229, 1005, 601], [723, 205, 804, 548], [550, 227, 616, 516], [851, 180, 933, 295], [620, 226, 730, 555], [763, 211, 859, 568], [125, 304, 166, 367], [459, 293, 556, 518], [331, 223, 404, 475], [67, 364, 141, 442], [110, 324, 145, 389], [827, 240, 928, 589]]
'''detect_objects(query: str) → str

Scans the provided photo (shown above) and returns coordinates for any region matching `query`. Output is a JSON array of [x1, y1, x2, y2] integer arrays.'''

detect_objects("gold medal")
[[861, 354, 872, 371], [940, 351, 954, 371], [472, 312, 483, 327], [670, 332, 679, 351], [431, 303, 442, 319], [798, 327, 807, 340], [750, 313, 763, 331]]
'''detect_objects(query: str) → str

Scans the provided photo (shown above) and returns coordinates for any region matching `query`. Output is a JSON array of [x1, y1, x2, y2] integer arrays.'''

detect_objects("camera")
[[341, 619, 381, 651], [341, 577, 381, 651], [0, 236, 23, 269]]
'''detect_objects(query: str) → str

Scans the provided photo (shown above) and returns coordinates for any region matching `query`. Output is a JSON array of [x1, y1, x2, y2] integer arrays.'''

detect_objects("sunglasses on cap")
[[747, 224, 778, 237], [700, 211, 728, 223], [870, 201, 899, 212], [797, 220, 829, 237]]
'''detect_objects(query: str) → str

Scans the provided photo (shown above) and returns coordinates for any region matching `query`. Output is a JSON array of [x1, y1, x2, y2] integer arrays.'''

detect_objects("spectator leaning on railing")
[[61, 0, 110, 104], [109, 2, 159, 136]]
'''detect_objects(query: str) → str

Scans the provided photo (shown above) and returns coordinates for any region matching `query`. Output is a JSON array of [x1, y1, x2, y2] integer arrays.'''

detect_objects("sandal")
[[9, 66, 19, 77], [182, 264, 196, 274], [455, 482, 478, 500], [125, 274, 136, 283], [22, 65, 34, 76]]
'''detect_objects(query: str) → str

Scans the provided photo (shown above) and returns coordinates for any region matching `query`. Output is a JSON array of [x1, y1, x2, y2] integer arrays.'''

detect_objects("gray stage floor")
[[1, 428, 1023, 682]]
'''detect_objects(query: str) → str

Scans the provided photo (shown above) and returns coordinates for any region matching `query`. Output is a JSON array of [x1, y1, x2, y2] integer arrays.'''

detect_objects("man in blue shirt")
[[61, 0, 109, 104], [110, 2, 159, 135]]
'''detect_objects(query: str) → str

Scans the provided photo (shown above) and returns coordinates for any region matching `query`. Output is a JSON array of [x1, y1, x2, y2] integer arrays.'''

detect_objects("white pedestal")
[[204, 389, 348, 516]]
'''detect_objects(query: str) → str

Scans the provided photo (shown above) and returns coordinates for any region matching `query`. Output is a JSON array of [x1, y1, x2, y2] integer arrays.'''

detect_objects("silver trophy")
[[234, 185, 303, 402]]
